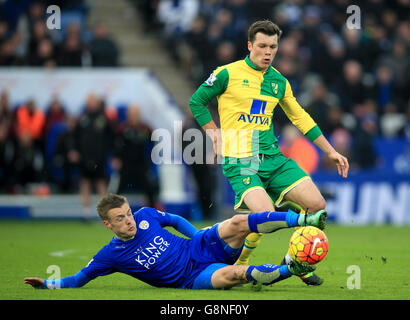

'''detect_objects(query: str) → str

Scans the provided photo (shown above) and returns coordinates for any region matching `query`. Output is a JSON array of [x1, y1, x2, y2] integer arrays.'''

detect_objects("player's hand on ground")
[[327, 151, 349, 178], [24, 277, 45, 289]]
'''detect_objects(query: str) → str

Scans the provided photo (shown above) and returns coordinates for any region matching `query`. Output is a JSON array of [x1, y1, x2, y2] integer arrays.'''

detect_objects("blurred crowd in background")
[[0, 88, 160, 210], [0, 0, 119, 67], [0, 0, 147, 208], [0, 0, 409, 214], [136, 0, 410, 168]]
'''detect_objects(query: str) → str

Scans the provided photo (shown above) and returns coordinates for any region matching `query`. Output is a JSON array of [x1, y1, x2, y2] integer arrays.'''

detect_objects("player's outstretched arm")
[[166, 213, 198, 239], [312, 134, 349, 178], [24, 271, 91, 289]]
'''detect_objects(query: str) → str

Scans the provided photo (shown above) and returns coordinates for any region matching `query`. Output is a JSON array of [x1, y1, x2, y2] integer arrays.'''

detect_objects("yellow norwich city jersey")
[[189, 56, 322, 158]]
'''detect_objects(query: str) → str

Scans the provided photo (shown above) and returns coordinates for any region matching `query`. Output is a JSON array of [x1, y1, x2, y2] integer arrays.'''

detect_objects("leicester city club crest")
[[139, 220, 149, 230]]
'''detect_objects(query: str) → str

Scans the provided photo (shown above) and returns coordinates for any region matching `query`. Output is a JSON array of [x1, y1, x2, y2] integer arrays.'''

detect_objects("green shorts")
[[222, 153, 310, 212]]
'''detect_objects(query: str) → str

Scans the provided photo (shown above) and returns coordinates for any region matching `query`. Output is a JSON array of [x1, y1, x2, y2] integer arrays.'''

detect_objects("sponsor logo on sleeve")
[[205, 72, 217, 86]]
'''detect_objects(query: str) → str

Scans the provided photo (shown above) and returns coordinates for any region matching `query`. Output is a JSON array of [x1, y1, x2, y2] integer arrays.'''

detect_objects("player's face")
[[248, 33, 278, 72], [104, 203, 137, 240]]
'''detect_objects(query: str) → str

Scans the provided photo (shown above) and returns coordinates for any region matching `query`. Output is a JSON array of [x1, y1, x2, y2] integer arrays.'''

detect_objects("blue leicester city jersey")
[[80, 207, 209, 289]]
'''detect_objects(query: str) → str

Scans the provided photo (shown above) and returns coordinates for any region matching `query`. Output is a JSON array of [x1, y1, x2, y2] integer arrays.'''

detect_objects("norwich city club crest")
[[271, 82, 278, 95], [242, 177, 251, 185]]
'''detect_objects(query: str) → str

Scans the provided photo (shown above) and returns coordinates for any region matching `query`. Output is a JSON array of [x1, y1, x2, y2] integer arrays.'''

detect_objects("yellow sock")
[[235, 232, 263, 265], [295, 207, 306, 230]]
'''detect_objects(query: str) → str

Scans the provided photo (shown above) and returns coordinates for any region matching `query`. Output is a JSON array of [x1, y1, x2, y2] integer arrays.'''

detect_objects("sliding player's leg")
[[216, 208, 327, 251], [194, 260, 316, 290], [224, 189, 328, 265], [191, 210, 326, 289]]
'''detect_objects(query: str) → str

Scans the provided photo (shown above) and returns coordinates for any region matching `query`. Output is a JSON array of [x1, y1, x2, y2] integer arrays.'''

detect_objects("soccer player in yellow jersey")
[[189, 20, 349, 285]]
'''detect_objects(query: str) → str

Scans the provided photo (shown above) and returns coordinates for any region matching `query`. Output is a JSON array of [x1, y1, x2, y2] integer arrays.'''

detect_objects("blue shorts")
[[191, 263, 228, 289], [190, 223, 243, 290]]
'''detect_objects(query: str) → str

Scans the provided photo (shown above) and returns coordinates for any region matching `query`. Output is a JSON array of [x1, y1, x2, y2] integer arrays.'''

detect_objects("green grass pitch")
[[1, 219, 409, 300]]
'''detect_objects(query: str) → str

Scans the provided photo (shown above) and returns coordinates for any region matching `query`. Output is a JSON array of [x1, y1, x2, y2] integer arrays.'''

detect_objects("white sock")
[[284, 253, 292, 264]]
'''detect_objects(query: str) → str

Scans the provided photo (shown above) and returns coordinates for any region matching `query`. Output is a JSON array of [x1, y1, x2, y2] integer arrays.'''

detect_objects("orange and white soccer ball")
[[288, 226, 329, 265]]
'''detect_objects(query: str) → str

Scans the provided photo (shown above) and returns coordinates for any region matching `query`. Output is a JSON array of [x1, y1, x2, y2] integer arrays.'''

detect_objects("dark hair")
[[248, 20, 282, 43], [96, 193, 127, 221]]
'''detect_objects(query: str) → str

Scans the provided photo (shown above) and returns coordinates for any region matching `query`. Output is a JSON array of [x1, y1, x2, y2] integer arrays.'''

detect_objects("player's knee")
[[223, 266, 244, 282], [212, 266, 242, 289], [228, 214, 249, 236], [309, 197, 326, 212]]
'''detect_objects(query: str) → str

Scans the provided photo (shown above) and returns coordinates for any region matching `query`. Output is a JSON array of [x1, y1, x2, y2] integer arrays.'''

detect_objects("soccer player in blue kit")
[[24, 193, 327, 290]]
